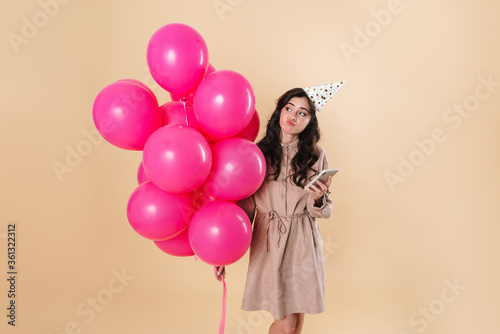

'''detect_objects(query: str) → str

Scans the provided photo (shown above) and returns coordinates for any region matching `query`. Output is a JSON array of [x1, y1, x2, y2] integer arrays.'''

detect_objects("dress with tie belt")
[[238, 139, 333, 321]]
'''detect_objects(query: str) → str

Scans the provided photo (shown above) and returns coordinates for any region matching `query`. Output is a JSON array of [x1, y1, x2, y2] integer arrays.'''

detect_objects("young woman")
[[216, 87, 335, 334]]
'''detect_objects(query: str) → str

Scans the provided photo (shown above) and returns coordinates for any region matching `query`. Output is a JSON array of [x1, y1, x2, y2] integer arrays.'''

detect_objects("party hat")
[[303, 81, 345, 112]]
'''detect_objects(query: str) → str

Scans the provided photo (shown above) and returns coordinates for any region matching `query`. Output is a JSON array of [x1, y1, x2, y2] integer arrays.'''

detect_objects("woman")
[[215, 85, 340, 334]]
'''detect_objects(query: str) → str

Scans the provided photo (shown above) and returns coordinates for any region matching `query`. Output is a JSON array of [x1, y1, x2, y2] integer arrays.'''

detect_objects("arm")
[[306, 149, 333, 219], [237, 195, 257, 224]]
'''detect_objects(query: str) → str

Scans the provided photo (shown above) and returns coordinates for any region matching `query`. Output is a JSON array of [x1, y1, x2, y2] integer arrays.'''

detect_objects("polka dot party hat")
[[303, 81, 345, 112]]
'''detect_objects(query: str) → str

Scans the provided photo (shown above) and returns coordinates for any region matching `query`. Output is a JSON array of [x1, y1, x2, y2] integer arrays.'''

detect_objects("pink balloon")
[[202, 138, 266, 201], [147, 23, 209, 97], [170, 92, 194, 104], [93, 81, 161, 150], [154, 228, 194, 257], [118, 79, 158, 104], [169, 64, 216, 103], [159, 101, 199, 130], [193, 70, 255, 141], [206, 63, 216, 75], [193, 188, 220, 209], [189, 201, 252, 266], [233, 109, 260, 142], [143, 125, 212, 194], [127, 181, 196, 240], [137, 161, 149, 184]]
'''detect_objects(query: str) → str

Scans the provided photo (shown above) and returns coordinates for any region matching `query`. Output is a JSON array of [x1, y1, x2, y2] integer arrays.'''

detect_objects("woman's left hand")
[[306, 176, 332, 200], [214, 266, 226, 281]]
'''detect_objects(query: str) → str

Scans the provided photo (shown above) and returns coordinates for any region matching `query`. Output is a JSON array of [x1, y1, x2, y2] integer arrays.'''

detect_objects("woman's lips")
[[286, 120, 295, 126]]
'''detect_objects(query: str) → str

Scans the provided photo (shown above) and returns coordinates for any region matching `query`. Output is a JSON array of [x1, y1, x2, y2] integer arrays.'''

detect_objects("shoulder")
[[314, 145, 329, 169], [316, 146, 327, 159]]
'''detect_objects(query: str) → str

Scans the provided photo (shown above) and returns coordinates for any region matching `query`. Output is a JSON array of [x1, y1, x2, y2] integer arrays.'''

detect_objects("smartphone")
[[305, 168, 339, 189]]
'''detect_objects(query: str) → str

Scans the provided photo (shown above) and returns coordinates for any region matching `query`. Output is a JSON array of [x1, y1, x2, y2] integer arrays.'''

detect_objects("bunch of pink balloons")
[[92, 23, 265, 266]]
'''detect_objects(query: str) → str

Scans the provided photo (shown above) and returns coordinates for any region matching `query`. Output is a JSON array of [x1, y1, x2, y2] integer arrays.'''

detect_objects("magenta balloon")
[[143, 125, 212, 194], [137, 161, 150, 184], [170, 92, 194, 104], [127, 181, 196, 240], [92, 81, 161, 150], [193, 188, 220, 209], [202, 138, 266, 201], [147, 23, 209, 97], [159, 101, 199, 130], [118, 79, 158, 104], [206, 63, 216, 76], [193, 70, 255, 141], [154, 228, 194, 257], [169, 64, 215, 103], [233, 109, 260, 142], [188, 201, 252, 266]]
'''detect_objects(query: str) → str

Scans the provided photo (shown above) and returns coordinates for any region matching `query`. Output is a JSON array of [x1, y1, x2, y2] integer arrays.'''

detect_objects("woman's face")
[[279, 96, 312, 140]]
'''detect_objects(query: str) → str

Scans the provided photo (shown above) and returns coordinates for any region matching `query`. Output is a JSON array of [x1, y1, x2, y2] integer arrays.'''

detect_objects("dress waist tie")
[[256, 210, 309, 251]]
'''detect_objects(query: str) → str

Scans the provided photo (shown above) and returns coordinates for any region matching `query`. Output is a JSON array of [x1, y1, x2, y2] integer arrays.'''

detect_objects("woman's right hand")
[[214, 266, 226, 281]]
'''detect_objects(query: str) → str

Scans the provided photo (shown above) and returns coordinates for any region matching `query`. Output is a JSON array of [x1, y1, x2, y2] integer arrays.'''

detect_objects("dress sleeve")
[[307, 148, 333, 219], [237, 195, 257, 223]]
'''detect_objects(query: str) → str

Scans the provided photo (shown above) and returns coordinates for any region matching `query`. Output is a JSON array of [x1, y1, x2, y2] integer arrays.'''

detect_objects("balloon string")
[[180, 98, 189, 126], [216, 266, 227, 334]]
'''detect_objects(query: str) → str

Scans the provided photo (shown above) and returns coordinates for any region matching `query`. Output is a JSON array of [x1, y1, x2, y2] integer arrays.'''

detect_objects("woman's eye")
[[299, 112, 306, 116], [286, 107, 291, 112]]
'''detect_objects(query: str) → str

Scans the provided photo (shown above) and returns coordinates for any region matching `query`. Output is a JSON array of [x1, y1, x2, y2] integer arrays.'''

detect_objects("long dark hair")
[[257, 88, 321, 188]]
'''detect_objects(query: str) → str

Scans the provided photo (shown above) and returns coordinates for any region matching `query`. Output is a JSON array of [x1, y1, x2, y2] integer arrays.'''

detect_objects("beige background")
[[1, 0, 499, 333]]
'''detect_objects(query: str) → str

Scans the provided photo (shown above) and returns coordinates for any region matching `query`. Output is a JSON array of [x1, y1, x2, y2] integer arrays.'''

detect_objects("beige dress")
[[238, 139, 333, 320]]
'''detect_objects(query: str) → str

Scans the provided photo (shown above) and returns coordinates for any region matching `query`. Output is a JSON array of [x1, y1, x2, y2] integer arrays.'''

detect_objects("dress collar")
[[280, 138, 299, 151]]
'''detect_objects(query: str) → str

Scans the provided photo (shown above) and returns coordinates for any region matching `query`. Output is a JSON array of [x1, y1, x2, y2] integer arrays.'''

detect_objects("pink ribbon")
[[216, 266, 227, 334]]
